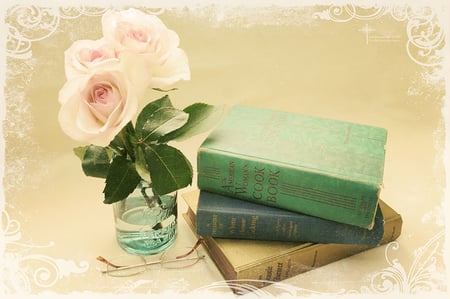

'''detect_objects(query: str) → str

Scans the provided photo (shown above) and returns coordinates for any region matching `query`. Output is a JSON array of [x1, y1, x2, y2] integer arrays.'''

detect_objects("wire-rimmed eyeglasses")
[[97, 238, 205, 277]]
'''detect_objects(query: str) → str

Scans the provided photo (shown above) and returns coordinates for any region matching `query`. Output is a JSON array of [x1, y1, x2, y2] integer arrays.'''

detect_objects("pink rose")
[[64, 38, 118, 79], [101, 8, 190, 88], [58, 67, 138, 146]]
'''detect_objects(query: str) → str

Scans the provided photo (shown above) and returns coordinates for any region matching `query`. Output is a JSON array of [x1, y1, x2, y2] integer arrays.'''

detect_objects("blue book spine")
[[196, 191, 384, 245]]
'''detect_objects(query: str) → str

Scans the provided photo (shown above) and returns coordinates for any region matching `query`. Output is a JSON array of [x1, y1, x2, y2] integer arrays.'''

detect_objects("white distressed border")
[[1, 0, 449, 298]]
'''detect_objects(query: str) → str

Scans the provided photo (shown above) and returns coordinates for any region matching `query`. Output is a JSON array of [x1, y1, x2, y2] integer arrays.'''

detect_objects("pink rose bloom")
[[102, 8, 190, 88], [64, 38, 118, 79], [58, 66, 139, 146]]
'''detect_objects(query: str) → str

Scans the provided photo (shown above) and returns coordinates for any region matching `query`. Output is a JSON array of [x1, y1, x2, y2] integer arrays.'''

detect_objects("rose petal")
[[58, 70, 138, 146], [150, 48, 191, 88], [117, 52, 153, 96], [64, 38, 117, 80]]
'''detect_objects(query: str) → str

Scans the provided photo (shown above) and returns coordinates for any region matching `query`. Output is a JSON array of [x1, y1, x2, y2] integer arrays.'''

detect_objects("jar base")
[[116, 227, 177, 255]]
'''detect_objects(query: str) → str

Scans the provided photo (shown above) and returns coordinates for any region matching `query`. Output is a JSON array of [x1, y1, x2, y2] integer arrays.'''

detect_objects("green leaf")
[[135, 95, 174, 133], [135, 145, 151, 182], [137, 106, 189, 142], [80, 145, 111, 178], [73, 145, 112, 178], [142, 144, 193, 195], [108, 122, 137, 159], [152, 87, 178, 92], [73, 146, 88, 160], [103, 156, 141, 204], [159, 103, 224, 143]]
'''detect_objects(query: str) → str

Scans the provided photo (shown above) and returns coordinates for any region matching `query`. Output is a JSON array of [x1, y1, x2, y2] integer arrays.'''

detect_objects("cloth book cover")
[[181, 191, 402, 292], [197, 104, 387, 229], [194, 190, 384, 245]]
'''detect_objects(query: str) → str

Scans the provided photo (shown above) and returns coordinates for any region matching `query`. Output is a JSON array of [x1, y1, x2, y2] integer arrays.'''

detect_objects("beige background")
[[1, 2, 449, 298]]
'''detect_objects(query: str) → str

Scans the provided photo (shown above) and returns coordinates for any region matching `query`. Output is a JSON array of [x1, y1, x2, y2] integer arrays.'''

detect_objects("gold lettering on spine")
[[252, 166, 265, 200], [252, 166, 281, 203], [285, 259, 292, 278], [235, 164, 249, 194], [221, 161, 235, 192], [229, 216, 237, 235], [267, 169, 279, 203], [249, 215, 258, 235], [239, 218, 246, 234], [211, 214, 218, 235], [275, 262, 283, 281], [265, 265, 273, 280]]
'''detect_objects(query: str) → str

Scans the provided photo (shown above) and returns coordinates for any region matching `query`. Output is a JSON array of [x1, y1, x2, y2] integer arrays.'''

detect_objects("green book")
[[197, 105, 387, 229], [193, 190, 385, 245]]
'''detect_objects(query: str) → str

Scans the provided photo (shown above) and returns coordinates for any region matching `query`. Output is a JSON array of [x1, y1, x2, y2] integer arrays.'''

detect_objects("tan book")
[[181, 190, 402, 292]]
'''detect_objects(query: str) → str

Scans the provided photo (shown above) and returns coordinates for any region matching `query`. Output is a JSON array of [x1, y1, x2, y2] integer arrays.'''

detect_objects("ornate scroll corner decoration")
[[356, 230, 447, 295], [312, 4, 389, 22], [194, 279, 289, 297], [5, 5, 108, 60], [405, 7, 446, 67], [5, 6, 60, 60], [313, 5, 446, 67], [195, 279, 346, 297], [1, 209, 89, 295], [2, 208, 22, 244]]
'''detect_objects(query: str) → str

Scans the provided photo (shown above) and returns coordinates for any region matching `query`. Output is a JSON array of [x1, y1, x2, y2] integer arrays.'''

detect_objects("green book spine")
[[197, 105, 387, 228], [196, 191, 384, 245]]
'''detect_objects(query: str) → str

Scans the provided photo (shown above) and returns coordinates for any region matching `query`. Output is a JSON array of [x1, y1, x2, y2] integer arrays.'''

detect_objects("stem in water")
[[141, 184, 162, 208]]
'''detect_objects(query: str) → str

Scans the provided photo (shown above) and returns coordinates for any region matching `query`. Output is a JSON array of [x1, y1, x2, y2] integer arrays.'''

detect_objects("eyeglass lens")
[[99, 243, 205, 277]]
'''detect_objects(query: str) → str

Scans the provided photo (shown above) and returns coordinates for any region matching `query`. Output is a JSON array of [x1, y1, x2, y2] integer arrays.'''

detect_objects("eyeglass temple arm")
[[176, 238, 204, 259], [96, 256, 121, 268]]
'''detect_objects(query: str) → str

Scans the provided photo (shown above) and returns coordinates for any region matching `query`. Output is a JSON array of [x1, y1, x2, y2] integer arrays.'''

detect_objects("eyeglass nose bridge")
[[100, 255, 149, 276]]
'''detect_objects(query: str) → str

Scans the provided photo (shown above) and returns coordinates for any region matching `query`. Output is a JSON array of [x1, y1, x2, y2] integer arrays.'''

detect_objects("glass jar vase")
[[112, 181, 177, 255]]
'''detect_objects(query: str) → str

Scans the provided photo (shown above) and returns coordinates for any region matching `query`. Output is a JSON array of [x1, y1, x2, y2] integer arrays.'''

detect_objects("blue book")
[[194, 190, 385, 245]]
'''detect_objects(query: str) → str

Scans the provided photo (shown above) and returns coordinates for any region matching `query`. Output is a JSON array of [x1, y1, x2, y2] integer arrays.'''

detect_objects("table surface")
[[1, 2, 449, 298]]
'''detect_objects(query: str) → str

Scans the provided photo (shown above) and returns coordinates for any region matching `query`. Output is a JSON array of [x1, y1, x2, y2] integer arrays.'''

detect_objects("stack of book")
[[181, 104, 402, 293]]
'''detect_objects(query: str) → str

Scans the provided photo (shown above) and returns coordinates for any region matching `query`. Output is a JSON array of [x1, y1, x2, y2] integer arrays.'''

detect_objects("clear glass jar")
[[112, 181, 177, 255]]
